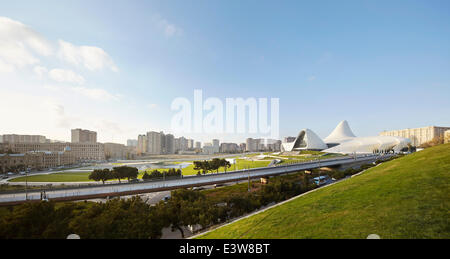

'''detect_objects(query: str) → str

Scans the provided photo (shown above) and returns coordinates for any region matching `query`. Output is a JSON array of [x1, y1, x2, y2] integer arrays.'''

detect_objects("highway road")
[[0, 154, 390, 205]]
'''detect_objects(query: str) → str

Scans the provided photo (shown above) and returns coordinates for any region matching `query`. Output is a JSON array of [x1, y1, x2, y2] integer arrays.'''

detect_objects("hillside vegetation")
[[198, 144, 450, 239]]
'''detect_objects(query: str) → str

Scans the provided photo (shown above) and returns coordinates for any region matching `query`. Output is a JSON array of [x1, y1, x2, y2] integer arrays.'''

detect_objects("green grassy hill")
[[198, 144, 450, 239]]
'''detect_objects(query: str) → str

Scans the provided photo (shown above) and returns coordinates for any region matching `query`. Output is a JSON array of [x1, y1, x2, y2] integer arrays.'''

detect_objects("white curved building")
[[281, 129, 328, 151], [282, 120, 411, 154]]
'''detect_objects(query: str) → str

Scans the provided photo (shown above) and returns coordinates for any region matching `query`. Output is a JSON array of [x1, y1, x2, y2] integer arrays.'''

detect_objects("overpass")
[[0, 154, 390, 206]]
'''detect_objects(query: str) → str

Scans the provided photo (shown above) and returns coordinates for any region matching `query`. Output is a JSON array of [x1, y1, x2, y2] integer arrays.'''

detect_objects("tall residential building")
[[246, 138, 260, 152], [195, 141, 201, 149], [379, 126, 450, 146], [165, 134, 175, 154], [137, 134, 147, 155], [212, 139, 220, 153], [71, 129, 97, 143], [1, 134, 47, 144], [178, 137, 188, 152], [146, 131, 163, 155], [220, 143, 239, 153], [188, 139, 194, 150]]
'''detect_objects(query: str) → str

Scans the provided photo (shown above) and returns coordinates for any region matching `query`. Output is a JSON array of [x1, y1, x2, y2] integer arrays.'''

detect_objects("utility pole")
[[25, 170, 28, 201], [247, 166, 250, 192]]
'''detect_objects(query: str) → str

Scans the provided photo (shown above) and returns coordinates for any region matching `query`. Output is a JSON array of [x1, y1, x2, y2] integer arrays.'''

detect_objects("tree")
[[112, 166, 138, 183], [89, 169, 113, 184]]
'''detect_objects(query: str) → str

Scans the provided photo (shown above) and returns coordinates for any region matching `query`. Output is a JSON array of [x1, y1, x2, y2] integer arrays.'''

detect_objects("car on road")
[[1, 175, 8, 179], [7, 172, 14, 176], [19, 171, 26, 175]]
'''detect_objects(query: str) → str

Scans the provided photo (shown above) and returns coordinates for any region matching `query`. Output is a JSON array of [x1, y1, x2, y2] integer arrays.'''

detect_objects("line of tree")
[[88, 166, 138, 184], [193, 158, 231, 175], [142, 168, 182, 180]]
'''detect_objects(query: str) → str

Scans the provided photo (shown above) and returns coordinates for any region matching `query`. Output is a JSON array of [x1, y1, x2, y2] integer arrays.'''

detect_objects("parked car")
[[7, 172, 14, 176], [19, 171, 26, 175]]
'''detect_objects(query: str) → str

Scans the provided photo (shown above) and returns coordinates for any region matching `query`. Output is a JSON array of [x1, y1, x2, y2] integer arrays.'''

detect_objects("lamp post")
[[247, 166, 250, 192], [25, 170, 28, 201]]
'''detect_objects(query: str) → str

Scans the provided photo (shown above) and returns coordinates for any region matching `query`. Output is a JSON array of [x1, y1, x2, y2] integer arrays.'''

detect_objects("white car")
[[7, 172, 14, 175], [19, 171, 26, 175]]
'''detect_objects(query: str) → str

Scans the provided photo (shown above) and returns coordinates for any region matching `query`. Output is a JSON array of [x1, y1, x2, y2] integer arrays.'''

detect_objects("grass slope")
[[198, 144, 450, 239]]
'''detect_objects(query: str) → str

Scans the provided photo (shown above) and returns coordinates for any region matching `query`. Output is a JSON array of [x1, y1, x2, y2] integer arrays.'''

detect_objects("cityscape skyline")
[[1, 0, 450, 144]]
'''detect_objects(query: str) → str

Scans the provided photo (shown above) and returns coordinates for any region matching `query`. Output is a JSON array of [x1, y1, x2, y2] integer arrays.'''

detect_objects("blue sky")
[[1, 0, 449, 144]]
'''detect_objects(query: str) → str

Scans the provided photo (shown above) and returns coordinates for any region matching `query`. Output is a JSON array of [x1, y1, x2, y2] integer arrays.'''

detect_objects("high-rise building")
[[178, 137, 188, 152], [246, 138, 260, 152], [195, 141, 201, 149], [146, 131, 163, 155], [165, 134, 175, 154], [220, 143, 239, 153], [137, 134, 147, 155], [71, 129, 97, 143], [212, 139, 220, 153], [379, 126, 450, 146], [188, 139, 194, 150]]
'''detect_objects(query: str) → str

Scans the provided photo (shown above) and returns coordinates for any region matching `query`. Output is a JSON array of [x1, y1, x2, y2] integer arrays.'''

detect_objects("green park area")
[[7, 151, 342, 183], [197, 143, 450, 239]]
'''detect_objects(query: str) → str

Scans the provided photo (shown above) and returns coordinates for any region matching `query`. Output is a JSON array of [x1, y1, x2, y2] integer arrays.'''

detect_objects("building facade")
[[104, 143, 127, 160], [0, 151, 75, 173], [379, 126, 450, 146], [444, 130, 450, 144], [71, 129, 97, 143], [1, 134, 48, 144], [1, 142, 105, 161]]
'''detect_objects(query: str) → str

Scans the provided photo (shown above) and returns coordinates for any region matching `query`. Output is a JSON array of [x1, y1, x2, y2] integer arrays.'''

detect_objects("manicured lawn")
[[9, 171, 152, 182], [198, 144, 450, 239], [7, 153, 341, 182]]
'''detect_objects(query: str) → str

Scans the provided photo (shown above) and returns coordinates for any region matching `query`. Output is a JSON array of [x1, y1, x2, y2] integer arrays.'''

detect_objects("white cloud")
[[0, 16, 53, 72], [0, 16, 119, 75], [44, 84, 120, 101], [154, 15, 182, 37], [33, 65, 48, 78], [58, 40, 118, 72], [71, 86, 120, 101], [48, 68, 85, 84]]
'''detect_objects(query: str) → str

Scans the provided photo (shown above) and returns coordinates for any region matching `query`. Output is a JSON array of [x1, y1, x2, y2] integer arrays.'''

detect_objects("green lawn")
[[197, 143, 450, 239], [7, 153, 339, 182]]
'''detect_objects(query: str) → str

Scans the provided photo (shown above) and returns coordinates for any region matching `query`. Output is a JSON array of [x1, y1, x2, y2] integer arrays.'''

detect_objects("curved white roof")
[[323, 135, 411, 154], [324, 120, 356, 143], [282, 129, 327, 151], [282, 120, 412, 154]]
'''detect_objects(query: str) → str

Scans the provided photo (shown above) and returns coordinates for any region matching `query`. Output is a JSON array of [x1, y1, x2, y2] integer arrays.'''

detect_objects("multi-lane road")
[[0, 154, 390, 206]]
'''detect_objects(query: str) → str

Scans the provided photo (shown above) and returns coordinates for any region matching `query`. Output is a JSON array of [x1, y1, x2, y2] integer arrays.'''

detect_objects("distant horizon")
[[1, 0, 449, 144]]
